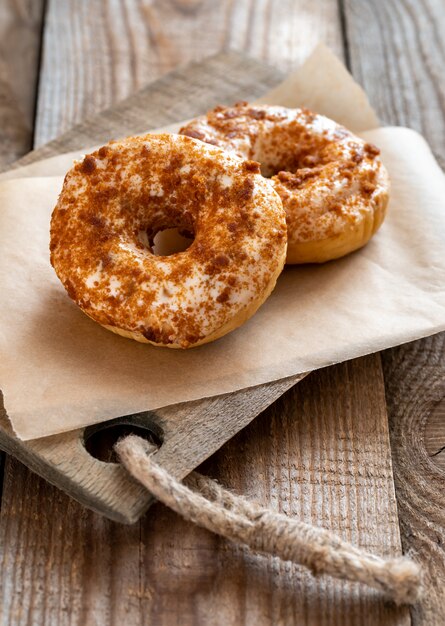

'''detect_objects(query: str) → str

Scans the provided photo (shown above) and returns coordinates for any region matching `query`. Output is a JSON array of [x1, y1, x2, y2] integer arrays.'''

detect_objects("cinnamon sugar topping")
[[50, 133, 287, 348], [180, 103, 389, 247]]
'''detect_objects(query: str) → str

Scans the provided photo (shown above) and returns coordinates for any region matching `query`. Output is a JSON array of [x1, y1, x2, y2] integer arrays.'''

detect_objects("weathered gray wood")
[[34, 0, 343, 145], [3, 52, 285, 172], [0, 0, 44, 167], [0, 0, 45, 495], [344, 0, 445, 623], [382, 340, 445, 625], [344, 0, 445, 167]]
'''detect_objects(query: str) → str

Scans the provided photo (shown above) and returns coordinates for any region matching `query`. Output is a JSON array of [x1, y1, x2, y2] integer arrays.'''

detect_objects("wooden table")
[[0, 1, 444, 624]]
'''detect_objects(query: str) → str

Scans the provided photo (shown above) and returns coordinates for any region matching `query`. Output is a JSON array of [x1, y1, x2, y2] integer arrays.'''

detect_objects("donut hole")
[[257, 155, 304, 179], [151, 227, 194, 256], [255, 138, 325, 178], [259, 163, 277, 178], [259, 157, 317, 179]]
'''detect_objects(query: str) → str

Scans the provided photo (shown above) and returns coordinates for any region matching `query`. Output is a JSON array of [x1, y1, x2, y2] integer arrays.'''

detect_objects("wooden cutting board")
[[0, 53, 306, 524]]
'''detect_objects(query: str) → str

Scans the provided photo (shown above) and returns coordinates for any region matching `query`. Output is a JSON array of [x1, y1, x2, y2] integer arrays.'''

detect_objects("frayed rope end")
[[384, 557, 422, 605]]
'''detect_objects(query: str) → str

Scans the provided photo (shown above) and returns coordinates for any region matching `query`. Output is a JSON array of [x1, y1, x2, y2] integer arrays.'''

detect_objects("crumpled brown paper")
[[1, 45, 444, 440]]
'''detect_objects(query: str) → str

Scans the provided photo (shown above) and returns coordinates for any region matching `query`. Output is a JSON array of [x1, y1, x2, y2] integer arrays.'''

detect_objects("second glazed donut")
[[180, 103, 389, 264]]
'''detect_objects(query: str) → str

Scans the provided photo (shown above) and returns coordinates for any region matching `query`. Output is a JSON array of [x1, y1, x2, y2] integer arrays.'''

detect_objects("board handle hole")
[[83, 417, 163, 464]]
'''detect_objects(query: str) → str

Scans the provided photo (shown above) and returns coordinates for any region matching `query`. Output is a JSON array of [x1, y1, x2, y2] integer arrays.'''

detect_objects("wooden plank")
[[0, 0, 45, 491], [34, 0, 343, 144], [343, 0, 445, 167], [382, 340, 445, 625], [4, 51, 286, 171], [0, 359, 410, 625], [0, 0, 44, 166], [0, 2, 408, 625], [344, 0, 445, 622]]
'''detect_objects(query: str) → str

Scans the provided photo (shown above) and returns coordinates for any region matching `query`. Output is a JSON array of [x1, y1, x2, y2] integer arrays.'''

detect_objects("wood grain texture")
[[35, 0, 343, 144], [0, 0, 45, 166], [5, 51, 285, 171], [344, 0, 445, 622], [382, 338, 445, 626], [0, 0, 45, 498], [423, 396, 445, 471], [344, 0, 445, 168], [0, 359, 410, 625]]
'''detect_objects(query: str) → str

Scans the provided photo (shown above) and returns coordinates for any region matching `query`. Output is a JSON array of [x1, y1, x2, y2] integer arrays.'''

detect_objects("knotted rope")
[[115, 435, 421, 605]]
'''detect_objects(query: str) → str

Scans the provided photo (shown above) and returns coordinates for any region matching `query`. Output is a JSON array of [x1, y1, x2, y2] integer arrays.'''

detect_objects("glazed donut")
[[180, 103, 389, 264], [50, 133, 287, 348]]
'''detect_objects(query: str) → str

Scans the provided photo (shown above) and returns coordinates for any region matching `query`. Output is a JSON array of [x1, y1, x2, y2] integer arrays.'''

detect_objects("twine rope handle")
[[116, 435, 421, 605]]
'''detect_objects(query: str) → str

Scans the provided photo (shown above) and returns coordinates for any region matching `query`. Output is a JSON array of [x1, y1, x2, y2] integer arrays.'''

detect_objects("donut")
[[50, 133, 287, 349], [180, 103, 389, 264]]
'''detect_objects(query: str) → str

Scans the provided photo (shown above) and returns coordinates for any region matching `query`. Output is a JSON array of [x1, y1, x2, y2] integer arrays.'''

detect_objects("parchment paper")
[[1, 45, 444, 440]]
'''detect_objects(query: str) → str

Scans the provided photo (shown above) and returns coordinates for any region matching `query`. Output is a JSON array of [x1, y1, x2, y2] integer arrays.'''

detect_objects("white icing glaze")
[[180, 104, 389, 251], [50, 133, 287, 347]]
